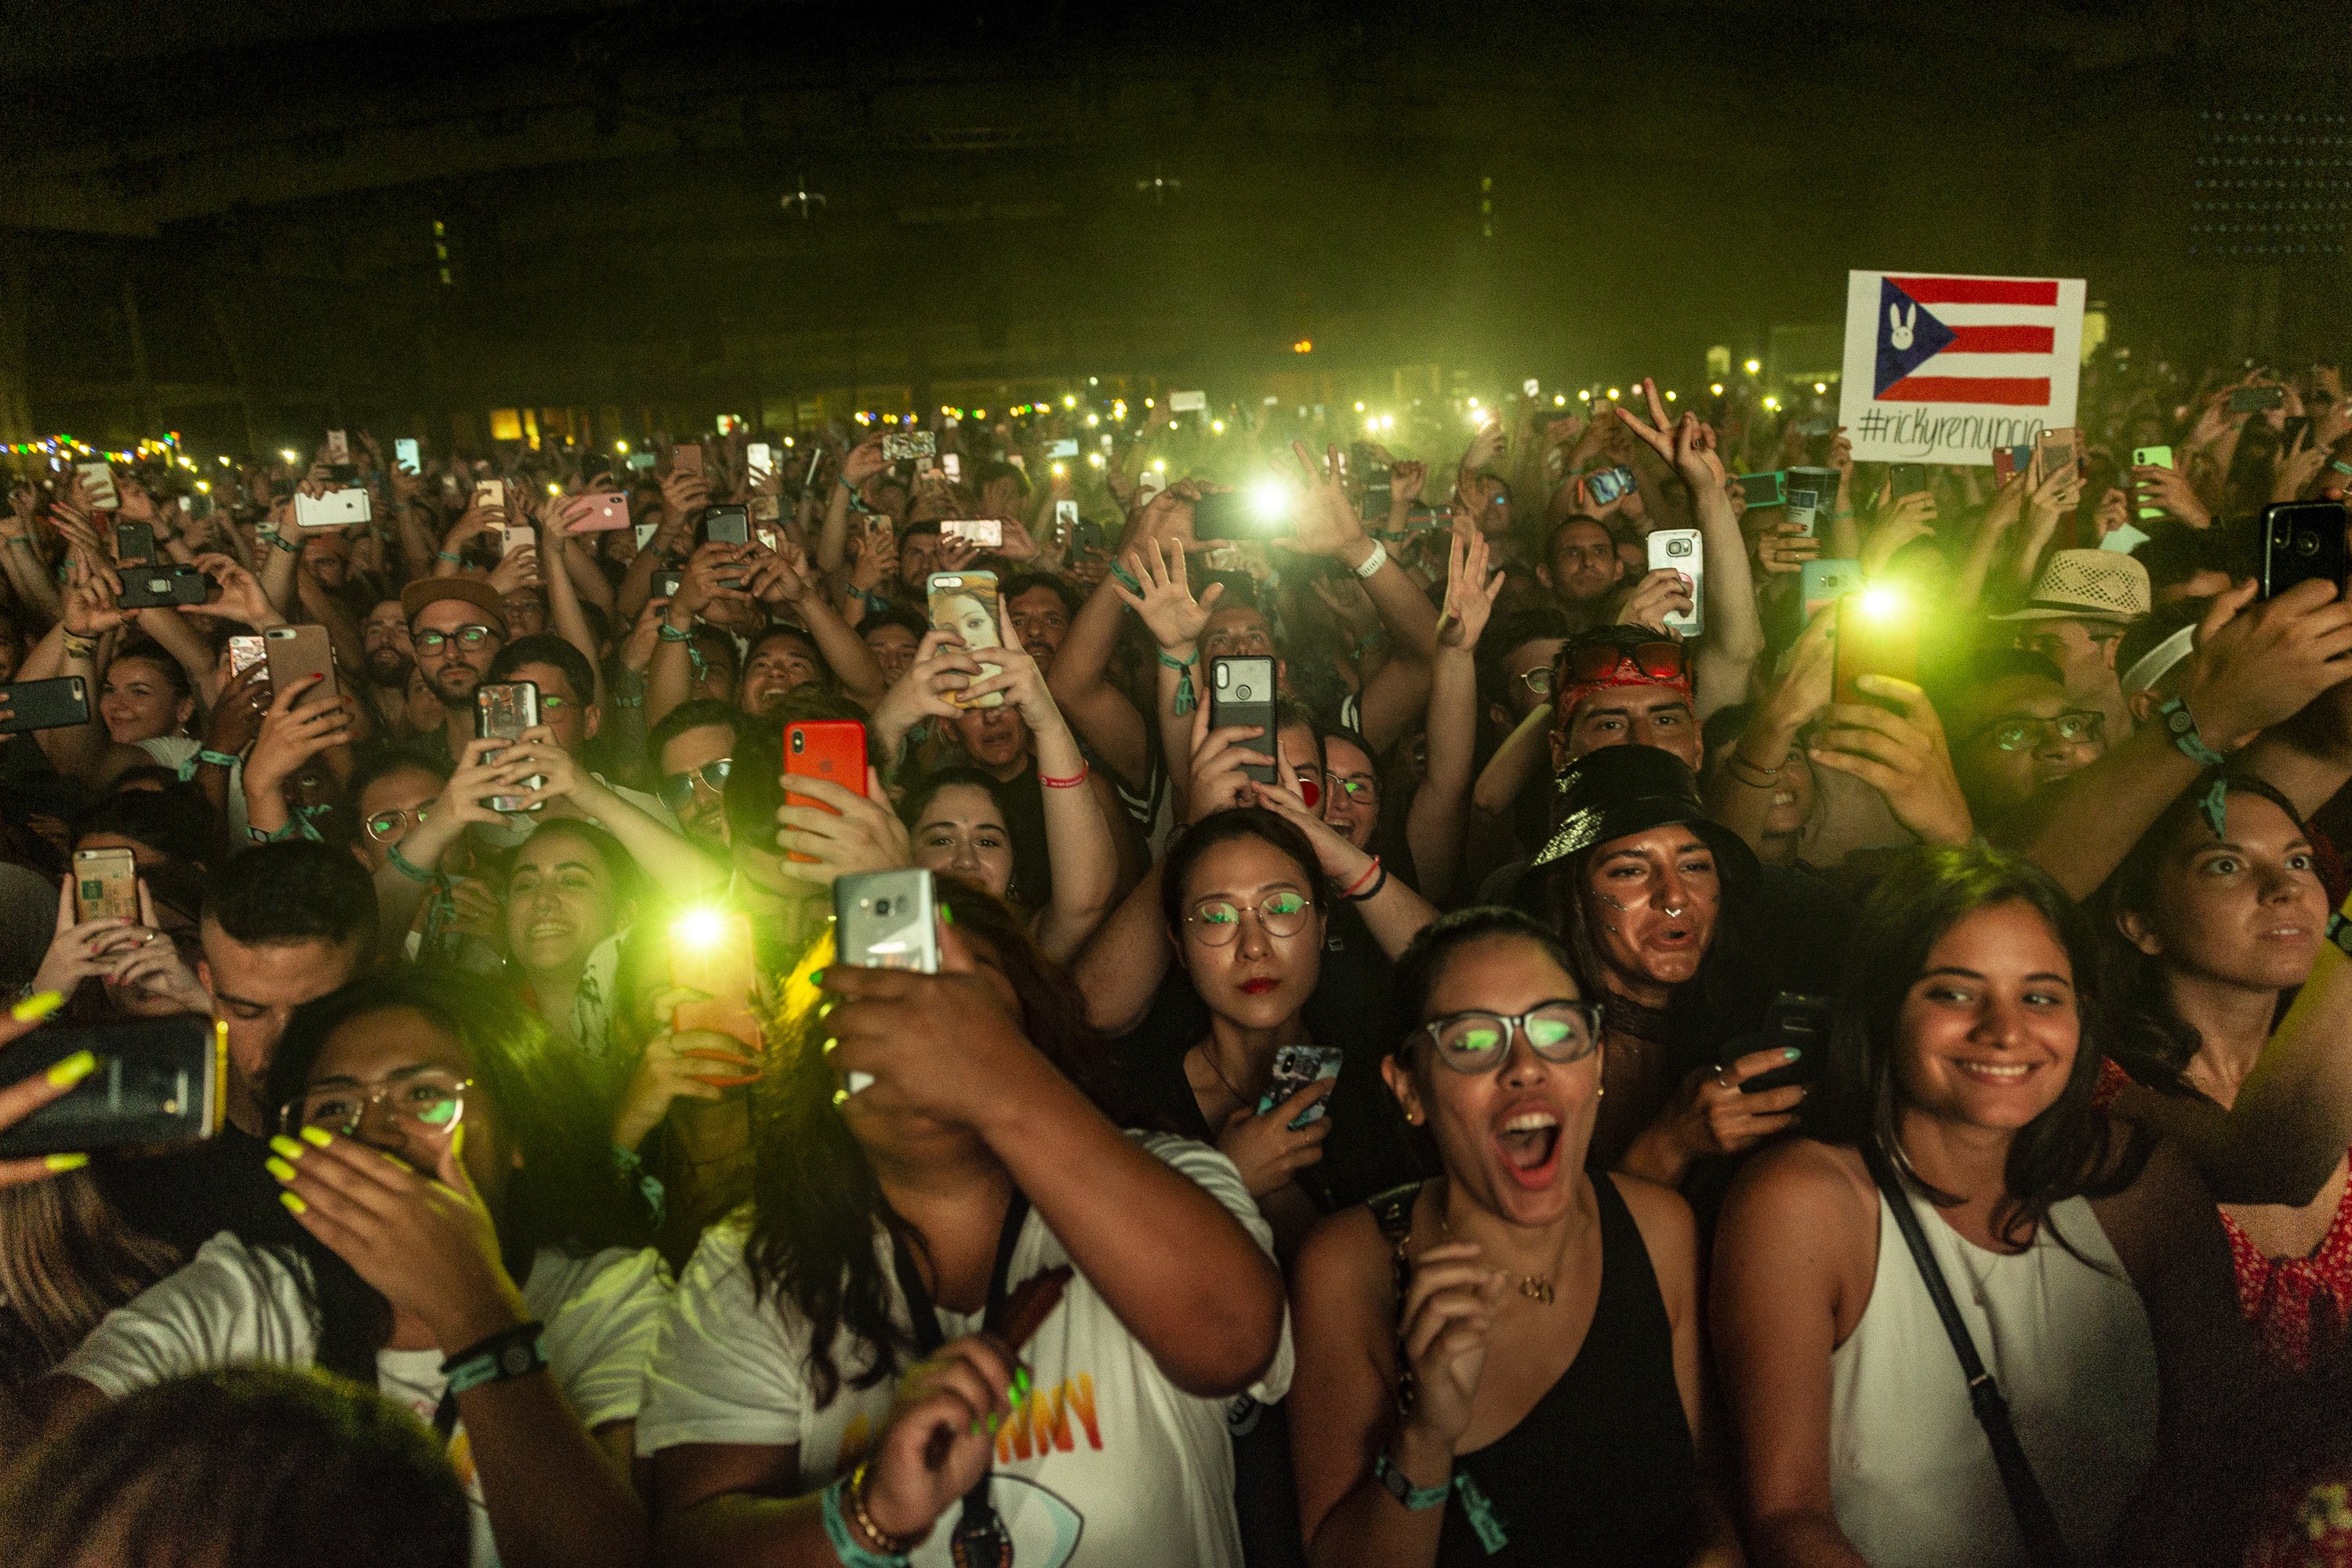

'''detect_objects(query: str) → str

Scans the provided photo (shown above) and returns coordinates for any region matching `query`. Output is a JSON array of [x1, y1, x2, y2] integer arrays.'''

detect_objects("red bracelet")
[[1341, 856, 1383, 898], [1040, 764, 1090, 789]]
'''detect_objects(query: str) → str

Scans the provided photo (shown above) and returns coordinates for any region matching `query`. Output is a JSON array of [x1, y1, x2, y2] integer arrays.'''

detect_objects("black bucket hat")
[[1529, 743, 1759, 882]]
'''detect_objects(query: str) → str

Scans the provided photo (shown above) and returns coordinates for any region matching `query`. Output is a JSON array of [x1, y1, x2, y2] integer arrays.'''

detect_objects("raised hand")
[[1396, 1240, 1510, 1452], [1214, 1080, 1334, 1197], [1113, 539, 1220, 650], [178, 553, 281, 628], [1809, 676, 1973, 846], [1436, 524, 1504, 652], [1616, 567, 1695, 633], [773, 768, 910, 886]]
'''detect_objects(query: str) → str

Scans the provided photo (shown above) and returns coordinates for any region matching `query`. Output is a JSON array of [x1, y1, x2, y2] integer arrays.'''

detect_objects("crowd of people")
[[2, 347, 2352, 1567]]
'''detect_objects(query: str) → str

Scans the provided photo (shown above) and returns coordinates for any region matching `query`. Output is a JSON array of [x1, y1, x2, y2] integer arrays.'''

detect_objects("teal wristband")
[[2158, 695, 2230, 768], [441, 1321, 547, 1394], [271, 532, 300, 552], [1374, 1451, 1451, 1511], [821, 1476, 912, 1568], [385, 842, 435, 884], [197, 749, 241, 771], [2328, 910, 2352, 958], [1109, 561, 1143, 594], [658, 622, 692, 643]]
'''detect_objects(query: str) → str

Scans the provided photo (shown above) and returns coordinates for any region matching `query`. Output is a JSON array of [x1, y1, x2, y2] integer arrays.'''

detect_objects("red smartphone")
[[782, 720, 868, 866]]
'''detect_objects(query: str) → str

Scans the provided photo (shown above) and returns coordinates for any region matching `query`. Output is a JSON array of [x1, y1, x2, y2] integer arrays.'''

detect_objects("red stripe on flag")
[[1888, 276, 2060, 307], [1878, 375, 2052, 406], [1944, 325, 2054, 354]]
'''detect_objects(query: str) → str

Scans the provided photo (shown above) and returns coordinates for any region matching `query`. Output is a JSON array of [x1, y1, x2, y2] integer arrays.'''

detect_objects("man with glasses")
[[1991, 548, 2151, 742], [651, 697, 741, 851], [1935, 648, 2110, 826], [483, 633, 676, 828], [398, 577, 508, 768]]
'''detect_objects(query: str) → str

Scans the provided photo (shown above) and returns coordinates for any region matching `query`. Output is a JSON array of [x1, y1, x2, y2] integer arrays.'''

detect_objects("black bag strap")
[[1366, 1181, 1425, 1414], [1863, 1145, 2076, 1568], [888, 1191, 1033, 1568]]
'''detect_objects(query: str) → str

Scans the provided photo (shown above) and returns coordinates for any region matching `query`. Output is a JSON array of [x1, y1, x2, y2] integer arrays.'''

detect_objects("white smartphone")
[[633, 521, 659, 550], [1646, 528, 1704, 637], [76, 462, 119, 510], [500, 525, 535, 558], [292, 488, 372, 528], [1169, 390, 1207, 412], [394, 438, 421, 474]]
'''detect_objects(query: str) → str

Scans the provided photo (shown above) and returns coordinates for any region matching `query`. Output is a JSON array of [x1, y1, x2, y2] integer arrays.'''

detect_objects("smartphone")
[[1889, 463, 1929, 500], [263, 624, 337, 706], [1724, 993, 1831, 1096], [72, 847, 140, 924], [1784, 488, 1823, 539], [1799, 558, 1864, 621], [834, 869, 942, 975], [1194, 489, 1291, 542], [633, 521, 659, 550], [670, 443, 705, 478], [625, 451, 659, 472], [1047, 438, 1079, 459], [942, 518, 1002, 548], [77, 462, 120, 510], [474, 479, 507, 513], [1258, 1043, 1342, 1130], [2132, 446, 2175, 521], [1834, 591, 1919, 706], [324, 430, 350, 463], [652, 568, 684, 601], [2283, 416, 2314, 452], [1054, 499, 1083, 540], [783, 719, 869, 865], [2101, 521, 2153, 554], [2261, 500, 2352, 599], [751, 496, 782, 524], [1169, 390, 1208, 413], [1788, 465, 1841, 515], [2036, 427, 2083, 481], [1646, 528, 1703, 637], [927, 572, 1004, 708], [0, 1015, 227, 1161], [1582, 466, 1635, 506], [1210, 655, 1279, 786], [474, 681, 544, 811], [668, 909, 760, 1054], [570, 493, 630, 533], [114, 518, 155, 566], [702, 504, 750, 546], [293, 488, 371, 528], [746, 442, 774, 481], [882, 431, 937, 462], [394, 437, 421, 474], [1734, 471, 1786, 507], [1071, 518, 1105, 554], [941, 452, 963, 484], [184, 492, 212, 522], [0, 676, 90, 735], [227, 634, 267, 681], [2231, 385, 2288, 414], [499, 525, 535, 559], [1991, 442, 2034, 485], [755, 526, 781, 554], [118, 564, 210, 609]]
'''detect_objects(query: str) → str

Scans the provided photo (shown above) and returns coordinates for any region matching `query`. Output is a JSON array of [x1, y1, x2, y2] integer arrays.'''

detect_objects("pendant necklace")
[[1439, 1203, 1557, 1305]]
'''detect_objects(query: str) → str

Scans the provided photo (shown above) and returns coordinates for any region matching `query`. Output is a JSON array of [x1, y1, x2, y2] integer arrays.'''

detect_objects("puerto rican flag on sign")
[[1838, 270, 2085, 465]]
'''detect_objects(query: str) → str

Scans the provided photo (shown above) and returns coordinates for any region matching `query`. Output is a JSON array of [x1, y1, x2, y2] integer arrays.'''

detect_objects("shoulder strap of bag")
[[1862, 1145, 2077, 1568]]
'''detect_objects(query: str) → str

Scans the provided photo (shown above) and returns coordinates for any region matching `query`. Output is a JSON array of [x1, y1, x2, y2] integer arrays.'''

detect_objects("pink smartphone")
[[569, 493, 630, 533]]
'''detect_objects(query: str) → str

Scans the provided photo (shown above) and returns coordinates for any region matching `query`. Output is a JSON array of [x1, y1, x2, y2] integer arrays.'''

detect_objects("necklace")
[[1191, 1042, 1251, 1110], [1439, 1203, 1556, 1306]]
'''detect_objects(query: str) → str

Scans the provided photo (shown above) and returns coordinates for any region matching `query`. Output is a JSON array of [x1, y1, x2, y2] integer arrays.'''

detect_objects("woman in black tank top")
[[1286, 909, 1739, 1566]]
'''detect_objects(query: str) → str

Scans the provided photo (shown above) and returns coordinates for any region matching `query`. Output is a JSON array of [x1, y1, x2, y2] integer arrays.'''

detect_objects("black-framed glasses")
[[363, 805, 429, 843], [413, 625, 495, 655], [1561, 637, 1686, 684], [1417, 1000, 1604, 1075], [658, 757, 733, 812], [281, 1070, 474, 1140], [1972, 710, 2103, 753], [1183, 891, 1312, 946]]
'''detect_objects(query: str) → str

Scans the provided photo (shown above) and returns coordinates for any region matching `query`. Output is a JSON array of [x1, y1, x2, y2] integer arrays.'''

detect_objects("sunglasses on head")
[[1560, 638, 1687, 685]]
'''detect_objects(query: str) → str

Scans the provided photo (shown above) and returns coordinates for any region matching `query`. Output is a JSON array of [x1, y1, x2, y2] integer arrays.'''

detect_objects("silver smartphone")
[[1646, 528, 1703, 638], [833, 869, 940, 974]]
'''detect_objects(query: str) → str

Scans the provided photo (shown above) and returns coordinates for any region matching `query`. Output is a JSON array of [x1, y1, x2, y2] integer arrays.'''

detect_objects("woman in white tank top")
[[1711, 848, 2352, 1567]]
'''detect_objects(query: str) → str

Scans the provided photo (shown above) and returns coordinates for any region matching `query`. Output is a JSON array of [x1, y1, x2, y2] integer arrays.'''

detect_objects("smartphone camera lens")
[[874, 898, 893, 916], [790, 731, 804, 753], [2300, 532, 2322, 558], [1237, 684, 1254, 699]]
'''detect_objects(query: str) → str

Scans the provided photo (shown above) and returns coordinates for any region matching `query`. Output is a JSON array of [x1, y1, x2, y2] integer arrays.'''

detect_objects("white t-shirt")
[[62, 1232, 672, 1568], [635, 1133, 1291, 1568]]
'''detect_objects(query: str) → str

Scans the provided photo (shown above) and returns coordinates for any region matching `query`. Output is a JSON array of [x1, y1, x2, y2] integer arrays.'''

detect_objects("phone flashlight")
[[1853, 585, 1908, 622], [1246, 477, 1293, 523], [672, 907, 728, 952]]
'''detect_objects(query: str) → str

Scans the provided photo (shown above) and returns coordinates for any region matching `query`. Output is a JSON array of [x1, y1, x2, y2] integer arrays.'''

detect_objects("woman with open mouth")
[[1287, 906, 1738, 1566], [1713, 844, 2352, 1566]]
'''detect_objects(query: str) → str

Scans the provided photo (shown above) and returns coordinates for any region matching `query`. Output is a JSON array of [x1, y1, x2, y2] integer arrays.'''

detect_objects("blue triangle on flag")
[[1875, 278, 1956, 397]]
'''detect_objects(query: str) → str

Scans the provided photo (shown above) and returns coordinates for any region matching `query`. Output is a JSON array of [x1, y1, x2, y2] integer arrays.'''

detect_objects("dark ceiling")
[[3, 0, 2347, 447]]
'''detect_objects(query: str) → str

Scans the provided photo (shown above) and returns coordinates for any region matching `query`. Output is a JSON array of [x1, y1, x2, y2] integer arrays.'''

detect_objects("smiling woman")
[[503, 818, 642, 1055]]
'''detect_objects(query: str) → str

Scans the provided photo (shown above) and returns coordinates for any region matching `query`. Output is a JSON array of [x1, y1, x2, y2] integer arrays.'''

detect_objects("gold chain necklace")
[[1438, 1204, 1555, 1306]]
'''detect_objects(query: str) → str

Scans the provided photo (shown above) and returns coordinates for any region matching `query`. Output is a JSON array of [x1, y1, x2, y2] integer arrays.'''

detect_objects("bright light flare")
[[1246, 477, 1291, 521], [672, 907, 728, 952]]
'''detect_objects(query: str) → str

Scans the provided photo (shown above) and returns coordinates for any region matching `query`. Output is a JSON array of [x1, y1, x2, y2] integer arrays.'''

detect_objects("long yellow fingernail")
[[11, 990, 64, 1024], [298, 1127, 333, 1148], [278, 1191, 307, 1215], [268, 1134, 306, 1161], [265, 1156, 297, 1183], [43, 1152, 88, 1173], [45, 1051, 96, 1089]]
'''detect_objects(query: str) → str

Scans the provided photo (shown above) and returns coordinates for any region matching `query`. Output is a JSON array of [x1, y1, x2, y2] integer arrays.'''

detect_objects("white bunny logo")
[[1889, 302, 1916, 351]]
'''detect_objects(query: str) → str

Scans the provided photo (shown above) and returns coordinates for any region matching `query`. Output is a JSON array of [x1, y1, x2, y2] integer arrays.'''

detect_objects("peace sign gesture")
[[1613, 377, 1725, 495]]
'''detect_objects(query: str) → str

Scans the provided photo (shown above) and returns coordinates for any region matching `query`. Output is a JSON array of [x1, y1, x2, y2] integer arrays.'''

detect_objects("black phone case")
[[0, 676, 91, 735], [1209, 656, 1279, 786], [2263, 503, 2352, 600], [117, 564, 208, 609], [0, 1015, 223, 1159]]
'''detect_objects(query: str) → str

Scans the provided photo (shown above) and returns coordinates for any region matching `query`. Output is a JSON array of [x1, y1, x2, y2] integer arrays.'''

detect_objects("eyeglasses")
[[363, 805, 429, 843], [281, 1070, 473, 1140], [1330, 775, 1377, 803], [1972, 710, 2104, 753], [658, 757, 733, 812], [1517, 666, 1555, 697], [1560, 638, 1686, 685], [1184, 891, 1313, 946], [413, 625, 495, 655], [1416, 1001, 1604, 1075]]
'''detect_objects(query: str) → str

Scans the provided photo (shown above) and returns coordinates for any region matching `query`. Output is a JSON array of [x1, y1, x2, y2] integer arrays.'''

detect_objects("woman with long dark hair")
[[2100, 773, 2352, 1368], [640, 881, 1287, 1568], [1289, 907, 1739, 1567], [1711, 845, 2352, 1567], [38, 967, 666, 1568]]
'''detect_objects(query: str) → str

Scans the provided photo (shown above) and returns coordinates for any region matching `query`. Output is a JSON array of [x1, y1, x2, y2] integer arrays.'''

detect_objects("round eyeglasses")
[[657, 757, 733, 812], [363, 805, 429, 843], [1416, 1001, 1604, 1075], [281, 1071, 474, 1140], [1184, 891, 1313, 947]]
